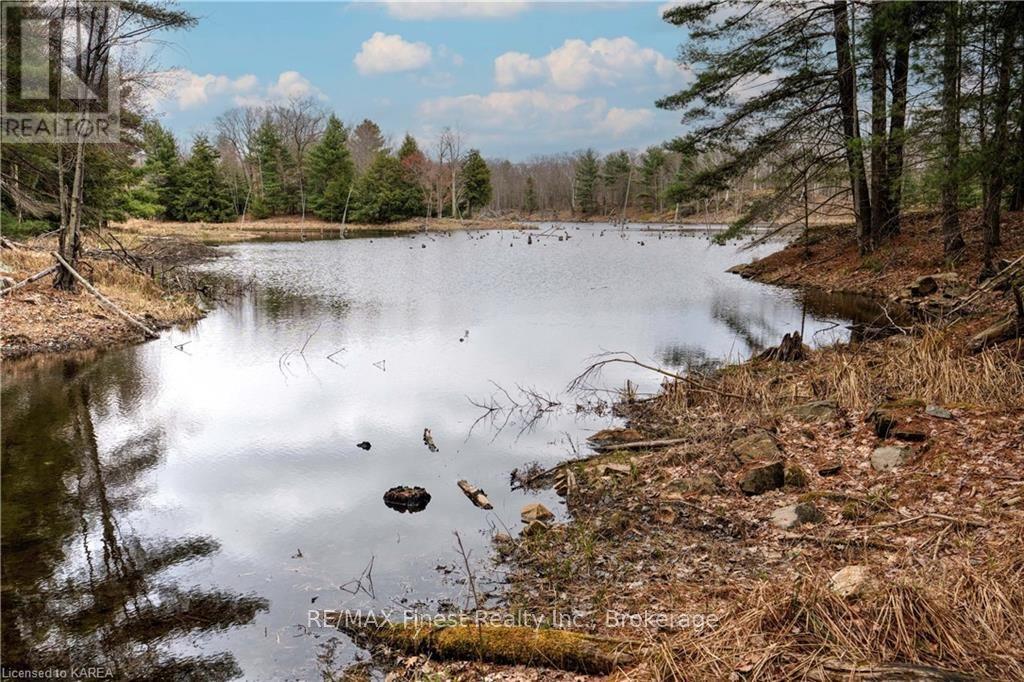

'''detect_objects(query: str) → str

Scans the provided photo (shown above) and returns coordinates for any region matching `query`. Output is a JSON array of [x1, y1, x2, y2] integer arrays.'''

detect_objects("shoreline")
[[423, 211, 1022, 680]]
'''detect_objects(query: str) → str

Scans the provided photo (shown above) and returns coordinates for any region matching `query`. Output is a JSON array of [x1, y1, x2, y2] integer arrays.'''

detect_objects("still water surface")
[[2, 225, 866, 679]]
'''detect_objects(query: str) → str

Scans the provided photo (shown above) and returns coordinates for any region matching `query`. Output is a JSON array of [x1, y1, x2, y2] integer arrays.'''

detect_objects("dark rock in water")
[[383, 486, 431, 513], [738, 461, 785, 495], [356, 441, 372, 451]]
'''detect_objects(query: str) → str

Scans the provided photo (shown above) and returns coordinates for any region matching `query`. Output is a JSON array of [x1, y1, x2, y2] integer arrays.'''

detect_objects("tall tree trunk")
[[884, 10, 910, 236], [1010, 73, 1024, 212], [869, 2, 889, 243], [982, 5, 1018, 270], [832, 0, 873, 252], [55, 138, 86, 290], [940, 0, 965, 256]]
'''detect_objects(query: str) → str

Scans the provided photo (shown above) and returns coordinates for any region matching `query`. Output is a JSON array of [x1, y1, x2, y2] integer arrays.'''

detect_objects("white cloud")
[[493, 37, 686, 91], [494, 51, 545, 88], [597, 107, 654, 136], [418, 88, 655, 142], [267, 71, 318, 100], [149, 69, 323, 112], [155, 69, 258, 110], [354, 32, 433, 74], [384, 1, 528, 21]]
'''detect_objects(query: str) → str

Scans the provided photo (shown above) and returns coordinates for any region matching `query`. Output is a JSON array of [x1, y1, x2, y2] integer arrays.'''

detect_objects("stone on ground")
[[871, 445, 912, 472], [829, 565, 873, 598], [770, 502, 824, 529], [738, 461, 785, 495], [788, 400, 838, 423]]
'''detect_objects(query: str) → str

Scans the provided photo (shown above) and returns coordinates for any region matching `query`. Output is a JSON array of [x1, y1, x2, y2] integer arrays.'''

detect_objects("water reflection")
[[1, 354, 267, 680], [3, 226, 877, 678]]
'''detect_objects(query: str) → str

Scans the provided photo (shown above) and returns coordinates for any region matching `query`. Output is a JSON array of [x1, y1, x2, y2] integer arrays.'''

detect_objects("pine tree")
[[524, 176, 538, 215], [638, 147, 667, 212], [177, 136, 235, 222], [142, 122, 185, 221], [349, 119, 387, 175], [307, 115, 355, 222], [602, 151, 632, 212], [397, 133, 420, 161], [574, 149, 600, 215], [351, 152, 425, 223], [460, 150, 491, 217], [250, 119, 290, 218]]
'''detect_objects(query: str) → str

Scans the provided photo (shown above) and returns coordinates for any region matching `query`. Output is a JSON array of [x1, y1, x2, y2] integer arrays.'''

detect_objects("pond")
[[1, 224, 872, 680]]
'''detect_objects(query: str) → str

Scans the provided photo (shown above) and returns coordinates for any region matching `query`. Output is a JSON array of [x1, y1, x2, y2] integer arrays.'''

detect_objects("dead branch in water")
[[467, 381, 562, 439], [568, 351, 746, 401]]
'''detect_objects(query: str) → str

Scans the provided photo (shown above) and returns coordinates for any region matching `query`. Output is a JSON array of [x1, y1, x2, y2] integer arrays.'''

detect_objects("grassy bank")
[[112, 215, 526, 244], [380, 211, 1024, 681], [1, 244, 202, 360]]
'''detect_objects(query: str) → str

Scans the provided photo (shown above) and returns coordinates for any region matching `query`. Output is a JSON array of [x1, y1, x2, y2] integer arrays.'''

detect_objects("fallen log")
[[590, 437, 688, 453], [457, 480, 493, 509], [0, 264, 59, 297], [968, 313, 1021, 352], [52, 252, 159, 339], [336, 620, 639, 674]]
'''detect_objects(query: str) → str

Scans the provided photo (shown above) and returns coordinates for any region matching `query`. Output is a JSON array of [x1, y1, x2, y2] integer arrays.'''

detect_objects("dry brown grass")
[[1, 246, 200, 358], [647, 538, 1024, 681], [112, 215, 525, 244], [644, 328, 1024, 424]]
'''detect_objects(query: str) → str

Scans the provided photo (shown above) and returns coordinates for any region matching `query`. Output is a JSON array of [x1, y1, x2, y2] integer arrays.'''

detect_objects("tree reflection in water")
[[2, 353, 267, 681]]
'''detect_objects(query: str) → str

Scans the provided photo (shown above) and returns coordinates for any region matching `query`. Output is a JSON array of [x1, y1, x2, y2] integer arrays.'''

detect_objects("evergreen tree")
[[349, 119, 387, 175], [307, 115, 355, 222], [142, 122, 185, 221], [177, 136, 235, 222], [602, 151, 632, 211], [250, 119, 290, 218], [574, 149, 600, 215], [397, 133, 420, 161], [460, 149, 491, 217], [638, 147, 667, 212], [524, 176, 538, 214], [350, 152, 425, 223]]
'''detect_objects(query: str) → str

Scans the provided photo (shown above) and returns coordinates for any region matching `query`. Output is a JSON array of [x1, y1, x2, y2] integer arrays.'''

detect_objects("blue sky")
[[151, 2, 691, 160]]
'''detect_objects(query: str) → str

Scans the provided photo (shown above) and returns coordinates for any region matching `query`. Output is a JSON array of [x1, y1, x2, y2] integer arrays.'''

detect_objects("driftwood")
[[457, 480, 493, 509], [336, 620, 639, 674], [52, 252, 159, 339], [0, 264, 59, 297], [590, 437, 689, 453]]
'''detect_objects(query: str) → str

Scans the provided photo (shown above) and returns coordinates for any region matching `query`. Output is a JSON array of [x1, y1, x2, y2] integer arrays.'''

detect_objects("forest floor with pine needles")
[[368, 210, 1024, 681]]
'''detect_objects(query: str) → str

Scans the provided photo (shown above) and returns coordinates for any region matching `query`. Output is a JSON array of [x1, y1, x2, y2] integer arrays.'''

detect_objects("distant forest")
[[2, 1, 1023, 271]]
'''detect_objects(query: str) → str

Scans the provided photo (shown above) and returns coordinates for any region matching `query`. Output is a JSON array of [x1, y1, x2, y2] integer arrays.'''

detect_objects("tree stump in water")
[[756, 331, 808, 362]]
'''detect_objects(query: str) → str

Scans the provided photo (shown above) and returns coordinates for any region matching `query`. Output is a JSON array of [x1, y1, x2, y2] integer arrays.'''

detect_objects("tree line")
[[3, 0, 1021, 288]]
